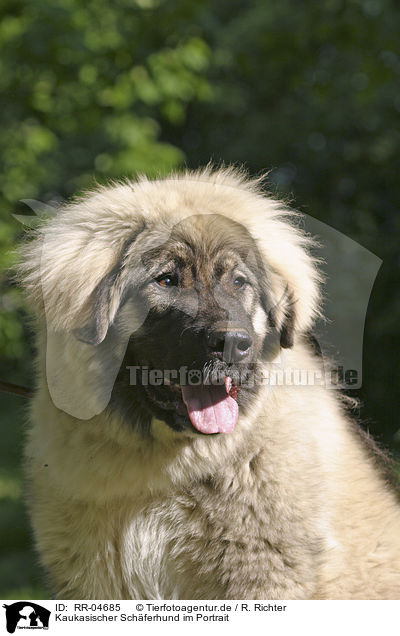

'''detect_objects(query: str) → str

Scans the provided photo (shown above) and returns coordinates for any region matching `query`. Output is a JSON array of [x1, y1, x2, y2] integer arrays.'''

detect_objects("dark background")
[[1, 0, 399, 598]]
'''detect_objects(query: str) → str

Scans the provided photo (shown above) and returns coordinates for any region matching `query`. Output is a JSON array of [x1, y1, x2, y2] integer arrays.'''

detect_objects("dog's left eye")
[[233, 276, 247, 289], [233, 275, 247, 289], [156, 274, 177, 288]]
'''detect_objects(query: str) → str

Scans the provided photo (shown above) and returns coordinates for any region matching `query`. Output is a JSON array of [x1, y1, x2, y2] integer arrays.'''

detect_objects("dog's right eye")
[[156, 274, 178, 288]]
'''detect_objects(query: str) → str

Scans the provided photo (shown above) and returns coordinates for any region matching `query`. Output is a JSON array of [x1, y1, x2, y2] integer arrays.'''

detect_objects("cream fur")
[[18, 167, 400, 599]]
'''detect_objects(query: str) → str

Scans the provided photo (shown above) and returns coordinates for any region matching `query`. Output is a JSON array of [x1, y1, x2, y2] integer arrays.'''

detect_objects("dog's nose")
[[208, 328, 252, 362]]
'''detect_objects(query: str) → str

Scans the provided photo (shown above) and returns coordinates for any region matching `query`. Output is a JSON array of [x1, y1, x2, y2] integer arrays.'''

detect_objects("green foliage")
[[0, 395, 49, 598]]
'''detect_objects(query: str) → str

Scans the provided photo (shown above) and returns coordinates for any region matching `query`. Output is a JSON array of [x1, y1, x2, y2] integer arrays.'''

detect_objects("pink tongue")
[[181, 378, 238, 434]]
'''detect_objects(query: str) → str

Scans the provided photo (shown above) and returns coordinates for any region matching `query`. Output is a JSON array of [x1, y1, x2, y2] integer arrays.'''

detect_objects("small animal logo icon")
[[3, 602, 50, 633], [188, 369, 202, 385]]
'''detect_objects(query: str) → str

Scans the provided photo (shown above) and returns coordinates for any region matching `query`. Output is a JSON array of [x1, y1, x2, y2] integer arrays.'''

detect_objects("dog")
[[17, 167, 400, 599]]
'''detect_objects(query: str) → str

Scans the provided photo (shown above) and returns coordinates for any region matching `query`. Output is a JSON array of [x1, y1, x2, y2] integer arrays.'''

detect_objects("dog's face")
[[19, 170, 319, 425], [83, 213, 294, 436]]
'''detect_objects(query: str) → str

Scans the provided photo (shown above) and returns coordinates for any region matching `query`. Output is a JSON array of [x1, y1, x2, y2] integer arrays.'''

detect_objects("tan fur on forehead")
[[213, 252, 239, 273], [16, 165, 321, 335]]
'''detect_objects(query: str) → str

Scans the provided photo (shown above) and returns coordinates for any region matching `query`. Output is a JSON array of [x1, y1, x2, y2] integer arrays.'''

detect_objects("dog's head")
[[18, 168, 321, 432]]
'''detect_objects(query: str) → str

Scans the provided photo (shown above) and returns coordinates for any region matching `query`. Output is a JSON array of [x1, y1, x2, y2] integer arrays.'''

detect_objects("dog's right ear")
[[74, 225, 148, 346], [20, 219, 145, 420], [74, 263, 125, 346]]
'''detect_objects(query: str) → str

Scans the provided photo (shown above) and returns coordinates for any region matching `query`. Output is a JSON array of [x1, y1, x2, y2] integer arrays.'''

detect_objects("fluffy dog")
[[18, 167, 400, 599]]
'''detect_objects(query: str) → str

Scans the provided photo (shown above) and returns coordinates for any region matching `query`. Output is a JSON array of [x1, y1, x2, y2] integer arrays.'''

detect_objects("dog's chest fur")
[[114, 468, 322, 600], [118, 491, 231, 599], [119, 500, 183, 599]]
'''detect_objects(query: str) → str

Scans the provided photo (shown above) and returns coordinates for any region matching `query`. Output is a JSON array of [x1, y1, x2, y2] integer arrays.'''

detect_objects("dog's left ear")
[[280, 311, 295, 348], [277, 286, 296, 349], [263, 283, 296, 349], [246, 238, 298, 350], [250, 211, 322, 349]]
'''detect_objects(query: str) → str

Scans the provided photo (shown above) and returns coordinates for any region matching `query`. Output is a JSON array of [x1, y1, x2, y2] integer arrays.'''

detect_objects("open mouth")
[[144, 376, 240, 435]]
